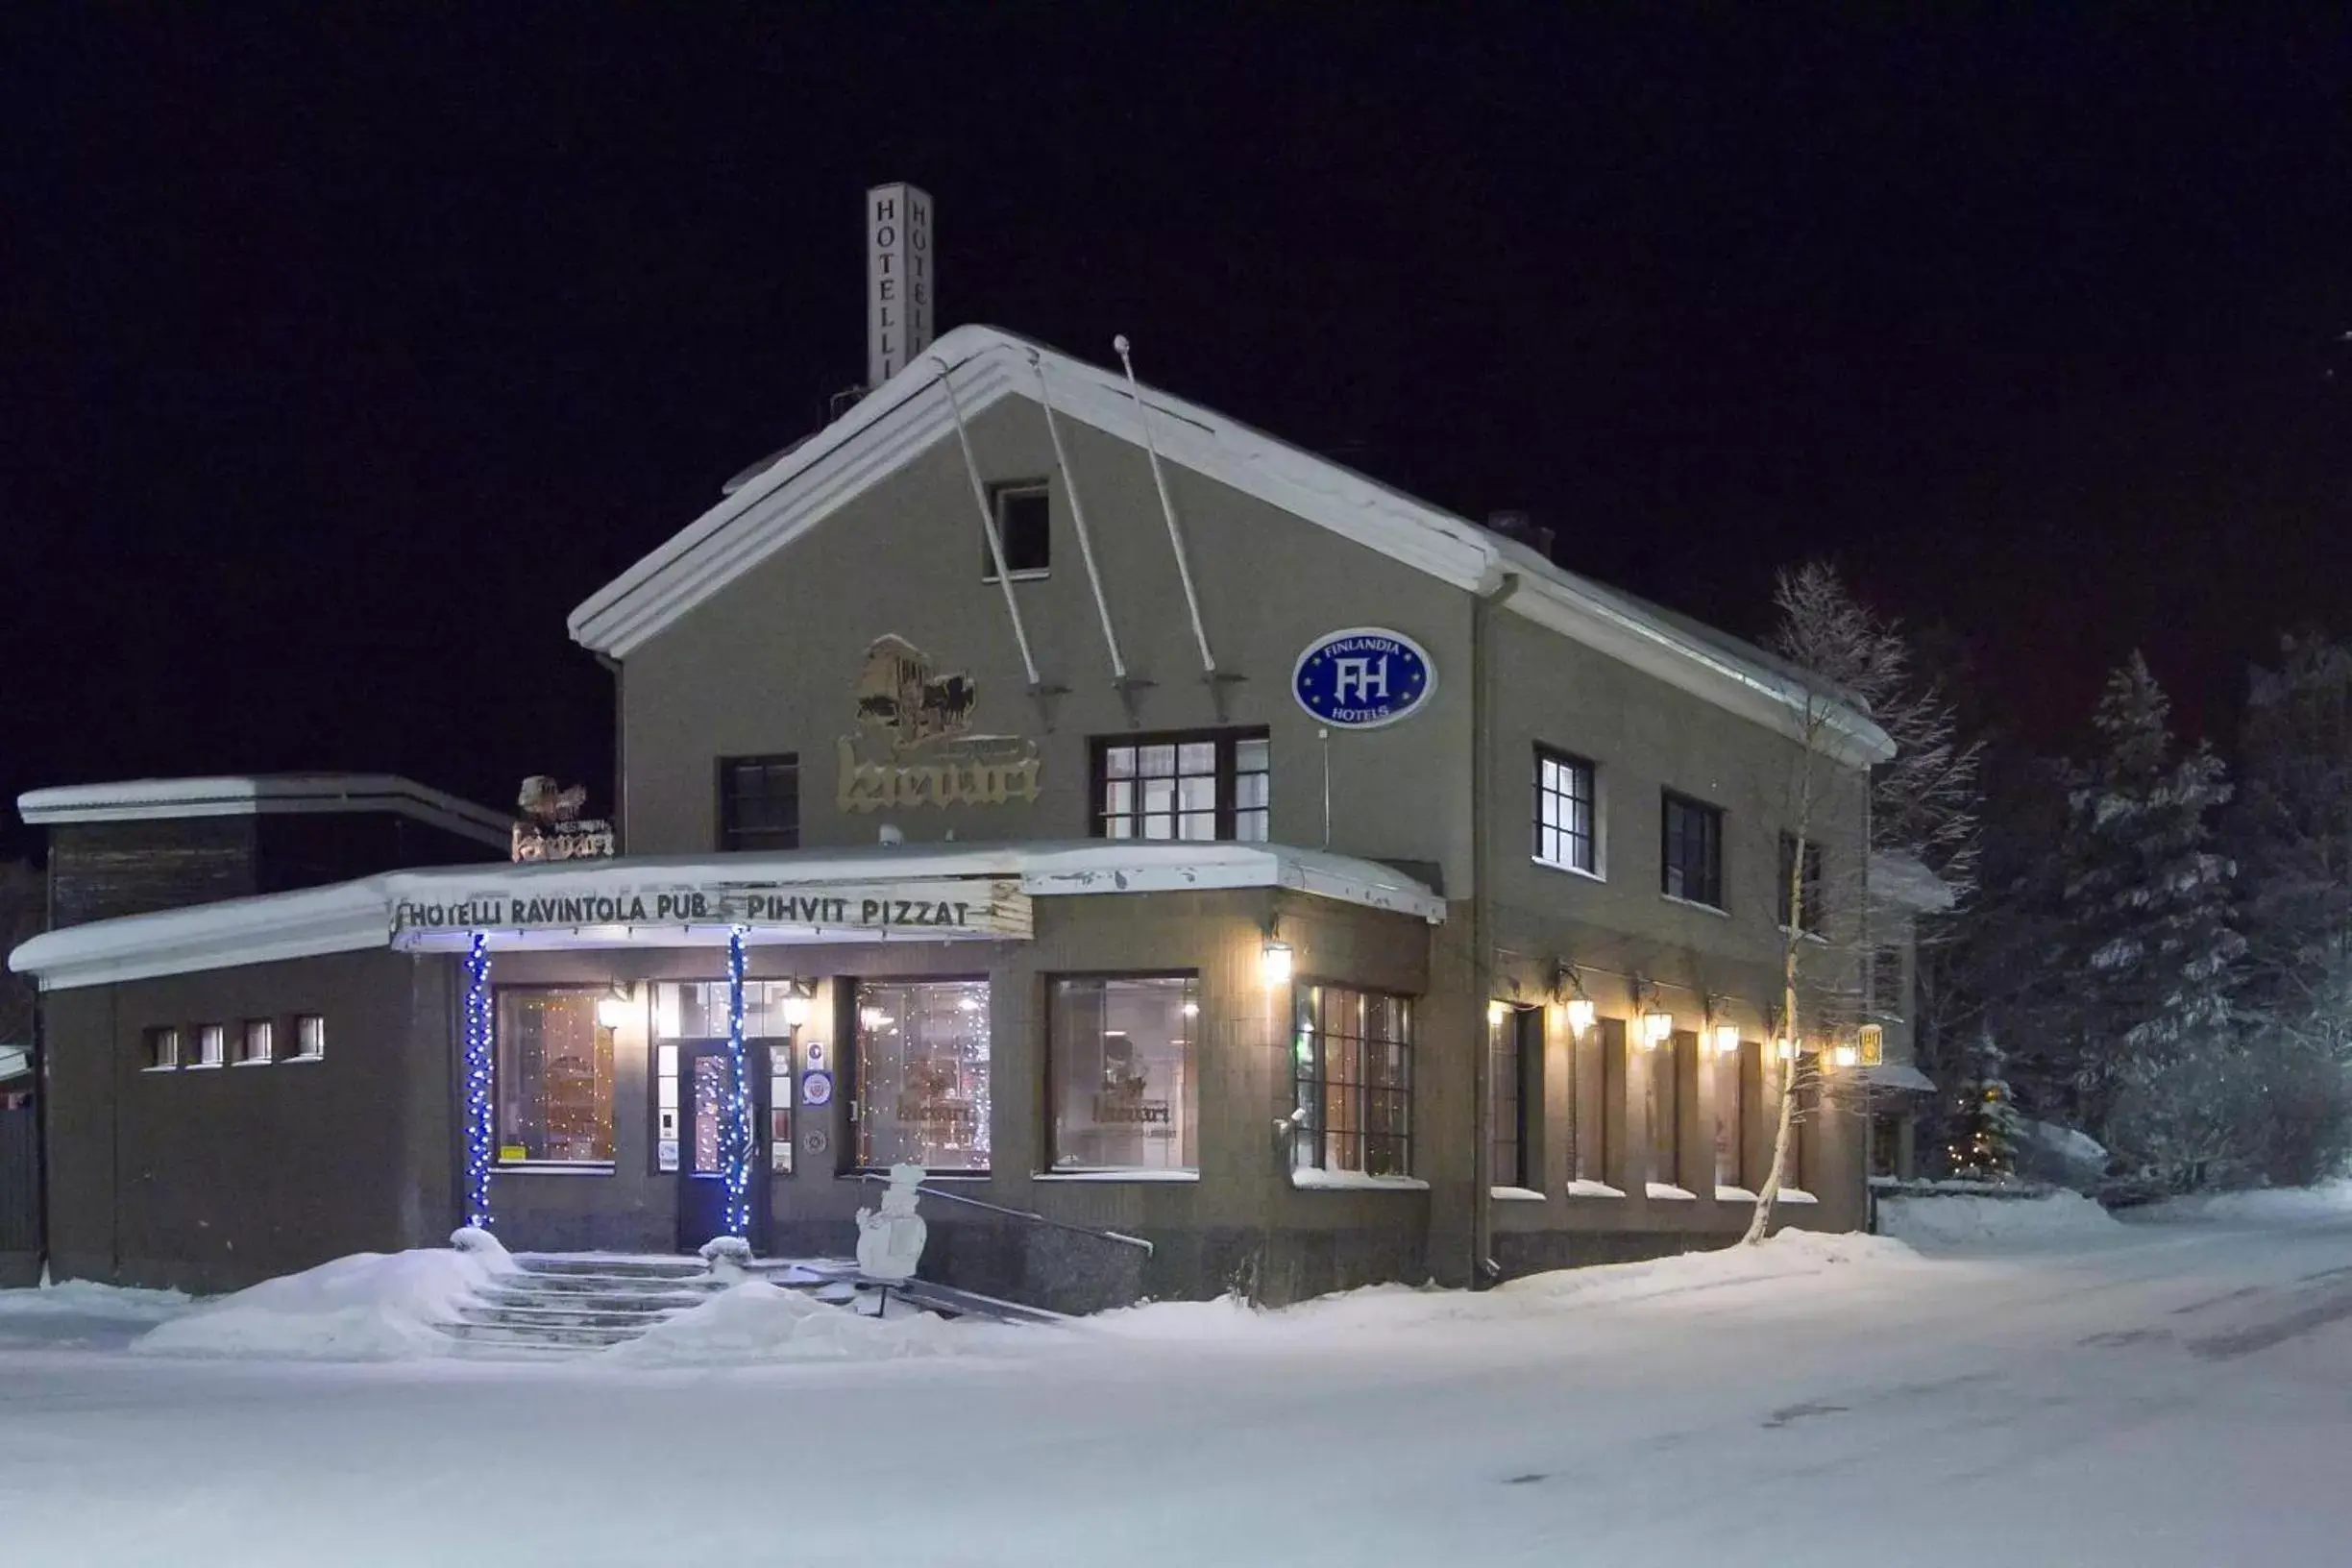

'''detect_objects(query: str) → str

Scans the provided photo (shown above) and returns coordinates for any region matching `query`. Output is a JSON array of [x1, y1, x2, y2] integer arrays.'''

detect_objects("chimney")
[[1484, 509, 1555, 558], [867, 183, 936, 389]]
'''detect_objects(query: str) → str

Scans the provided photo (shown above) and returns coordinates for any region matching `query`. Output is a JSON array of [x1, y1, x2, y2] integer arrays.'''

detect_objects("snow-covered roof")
[[567, 326, 1894, 766], [8, 841, 1444, 991], [19, 774, 513, 850], [1857, 1063, 1936, 1093], [1868, 850, 1957, 914]]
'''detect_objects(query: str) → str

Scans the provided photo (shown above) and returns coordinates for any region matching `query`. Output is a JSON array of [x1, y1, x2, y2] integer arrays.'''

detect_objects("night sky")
[[7, 10, 2348, 861]]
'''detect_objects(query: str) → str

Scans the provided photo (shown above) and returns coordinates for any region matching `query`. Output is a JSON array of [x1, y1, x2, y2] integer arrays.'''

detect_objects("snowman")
[[855, 1164, 929, 1283]]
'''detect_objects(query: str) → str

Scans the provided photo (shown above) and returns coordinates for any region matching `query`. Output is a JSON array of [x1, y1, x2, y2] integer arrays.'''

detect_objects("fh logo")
[[1292, 628, 1436, 730]]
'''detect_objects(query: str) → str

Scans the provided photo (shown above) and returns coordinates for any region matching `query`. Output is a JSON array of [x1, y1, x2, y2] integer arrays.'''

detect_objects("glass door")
[[675, 1041, 767, 1252]]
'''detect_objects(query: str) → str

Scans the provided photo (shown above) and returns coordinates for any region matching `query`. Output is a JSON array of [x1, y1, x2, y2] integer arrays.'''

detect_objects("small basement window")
[[292, 1015, 326, 1061], [238, 1018, 274, 1066], [144, 1027, 181, 1070], [981, 480, 1050, 579]]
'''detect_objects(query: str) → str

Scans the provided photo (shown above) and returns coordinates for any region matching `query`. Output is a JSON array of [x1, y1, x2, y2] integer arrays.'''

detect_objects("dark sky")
[[6, 9, 2348, 859]]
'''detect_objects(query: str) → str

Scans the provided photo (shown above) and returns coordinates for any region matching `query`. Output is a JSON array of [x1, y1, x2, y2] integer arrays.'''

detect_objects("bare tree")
[[1741, 564, 1980, 1244]]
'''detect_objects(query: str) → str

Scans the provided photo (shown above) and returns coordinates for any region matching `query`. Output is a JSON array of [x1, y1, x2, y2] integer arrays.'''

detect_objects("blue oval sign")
[[1292, 627, 1437, 729]]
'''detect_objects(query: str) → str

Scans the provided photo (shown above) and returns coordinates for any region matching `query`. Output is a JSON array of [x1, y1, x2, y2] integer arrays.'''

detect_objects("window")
[[852, 980, 990, 1171], [651, 982, 813, 1175], [194, 1024, 225, 1067], [1871, 945, 1906, 1020], [981, 480, 1050, 579], [1714, 1041, 1747, 1189], [238, 1019, 274, 1066], [1533, 748, 1598, 874], [1647, 1032, 1681, 1187], [1094, 728, 1269, 843], [143, 1027, 180, 1070], [1777, 833, 1825, 935], [1049, 975, 1198, 1173], [718, 754, 800, 852], [1292, 984, 1413, 1176], [1488, 1004, 1536, 1189], [1661, 792, 1725, 909], [496, 990, 616, 1164], [291, 1016, 326, 1061]]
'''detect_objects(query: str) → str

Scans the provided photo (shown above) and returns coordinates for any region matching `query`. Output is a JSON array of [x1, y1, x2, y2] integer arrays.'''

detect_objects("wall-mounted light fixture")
[[781, 992, 814, 1029], [1486, 1000, 1509, 1028], [1711, 1022, 1742, 1057], [1829, 1042, 1860, 1069], [1641, 1010, 1674, 1047], [1774, 1037, 1798, 1062], [1564, 996, 1597, 1036], [596, 983, 633, 1031], [1261, 939, 1294, 987]]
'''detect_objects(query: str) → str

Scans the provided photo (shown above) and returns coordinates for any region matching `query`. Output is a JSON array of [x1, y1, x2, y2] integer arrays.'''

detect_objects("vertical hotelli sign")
[[867, 183, 934, 388]]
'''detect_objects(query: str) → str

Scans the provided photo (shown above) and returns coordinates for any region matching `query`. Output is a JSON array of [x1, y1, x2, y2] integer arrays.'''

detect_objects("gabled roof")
[[568, 325, 1892, 764], [19, 773, 513, 850]]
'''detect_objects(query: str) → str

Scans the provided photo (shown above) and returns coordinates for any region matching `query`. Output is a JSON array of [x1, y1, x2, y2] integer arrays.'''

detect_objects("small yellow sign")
[[1858, 1024, 1885, 1066], [498, 1143, 530, 1164]]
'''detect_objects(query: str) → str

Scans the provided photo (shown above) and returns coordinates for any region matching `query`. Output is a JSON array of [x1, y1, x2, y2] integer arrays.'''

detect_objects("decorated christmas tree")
[[1948, 1030, 2023, 1182]]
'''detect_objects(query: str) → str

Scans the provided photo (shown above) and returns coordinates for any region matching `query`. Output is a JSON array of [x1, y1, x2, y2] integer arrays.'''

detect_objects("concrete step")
[[474, 1285, 716, 1315], [437, 1319, 651, 1350], [453, 1302, 679, 1331], [490, 1274, 727, 1301], [513, 1255, 708, 1282]]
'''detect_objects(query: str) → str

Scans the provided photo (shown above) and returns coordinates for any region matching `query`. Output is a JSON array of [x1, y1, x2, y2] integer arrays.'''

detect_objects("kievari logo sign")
[[1291, 627, 1436, 728]]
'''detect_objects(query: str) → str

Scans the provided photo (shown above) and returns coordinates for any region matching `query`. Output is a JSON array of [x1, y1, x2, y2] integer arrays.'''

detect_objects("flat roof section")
[[8, 841, 1445, 991], [18, 773, 515, 850]]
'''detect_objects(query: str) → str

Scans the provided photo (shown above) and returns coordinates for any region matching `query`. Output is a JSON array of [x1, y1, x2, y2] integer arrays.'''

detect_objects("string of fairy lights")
[[722, 926, 754, 1237], [462, 932, 495, 1229]]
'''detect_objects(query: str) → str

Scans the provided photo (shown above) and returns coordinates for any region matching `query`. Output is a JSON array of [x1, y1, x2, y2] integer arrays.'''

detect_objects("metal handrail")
[[856, 1171, 1155, 1255]]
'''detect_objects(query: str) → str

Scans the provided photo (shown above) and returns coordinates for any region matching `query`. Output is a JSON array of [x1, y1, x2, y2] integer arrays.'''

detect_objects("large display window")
[[496, 989, 615, 1165], [853, 979, 990, 1171], [1048, 975, 1198, 1173]]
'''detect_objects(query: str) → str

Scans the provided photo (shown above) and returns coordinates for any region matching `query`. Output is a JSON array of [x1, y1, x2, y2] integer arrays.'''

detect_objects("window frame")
[[1044, 969, 1202, 1177], [142, 1026, 181, 1072], [192, 1024, 226, 1068], [980, 478, 1052, 582], [493, 984, 620, 1169], [1531, 746, 1602, 877], [1776, 831, 1825, 936], [1090, 726, 1270, 844], [1488, 1003, 1537, 1191], [715, 753, 801, 854], [1659, 790, 1727, 912], [290, 1014, 327, 1062], [236, 1017, 274, 1066], [846, 975, 992, 1176], [1291, 979, 1415, 1178]]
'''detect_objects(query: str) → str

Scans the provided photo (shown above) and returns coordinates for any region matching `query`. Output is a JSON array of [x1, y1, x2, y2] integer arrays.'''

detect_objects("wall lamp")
[[596, 982, 633, 1031]]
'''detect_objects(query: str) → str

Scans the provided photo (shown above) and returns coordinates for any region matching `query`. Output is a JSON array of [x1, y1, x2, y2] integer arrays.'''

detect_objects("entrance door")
[[677, 1041, 767, 1253]]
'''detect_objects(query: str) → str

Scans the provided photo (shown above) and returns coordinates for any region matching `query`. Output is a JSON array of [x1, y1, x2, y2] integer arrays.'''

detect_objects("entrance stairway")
[[430, 1253, 1061, 1359]]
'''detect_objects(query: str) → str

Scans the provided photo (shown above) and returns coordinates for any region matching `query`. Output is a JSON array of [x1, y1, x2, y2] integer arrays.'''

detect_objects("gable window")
[[1093, 729, 1269, 843], [1777, 833, 1825, 935], [194, 1024, 226, 1068], [238, 1019, 274, 1066], [144, 1027, 181, 1071], [1660, 792, 1725, 910], [1533, 747, 1598, 874], [496, 989, 617, 1165], [1292, 984, 1413, 1177], [1048, 974, 1199, 1173], [981, 480, 1050, 580], [718, 754, 799, 852]]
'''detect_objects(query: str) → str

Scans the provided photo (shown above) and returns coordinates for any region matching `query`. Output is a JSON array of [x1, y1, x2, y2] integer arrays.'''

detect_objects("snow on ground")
[[2137, 1176, 2352, 1226], [133, 1227, 515, 1361], [0, 1278, 188, 1351], [7, 1196, 2352, 1566], [601, 1280, 967, 1367], [1877, 1188, 2122, 1249]]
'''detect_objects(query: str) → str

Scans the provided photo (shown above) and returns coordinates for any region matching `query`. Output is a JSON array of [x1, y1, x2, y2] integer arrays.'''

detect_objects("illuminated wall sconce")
[[1564, 997, 1597, 1036], [1261, 939, 1294, 987], [1774, 1037, 1797, 1062], [1641, 1011, 1674, 1047], [1711, 1022, 1742, 1056], [781, 992, 814, 1029], [1487, 1000, 1509, 1028], [596, 984, 633, 1031], [1829, 1042, 1860, 1069]]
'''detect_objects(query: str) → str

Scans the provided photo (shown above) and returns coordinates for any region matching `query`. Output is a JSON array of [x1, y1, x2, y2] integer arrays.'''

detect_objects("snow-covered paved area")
[[6, 1190, 2352, 1566]]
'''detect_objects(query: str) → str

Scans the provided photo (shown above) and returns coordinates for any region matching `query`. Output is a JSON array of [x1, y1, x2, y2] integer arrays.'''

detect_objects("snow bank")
[[601, 1281, 962, 1367], [1876, 1189, 2119, 1249], [2141, 1178, 2352, 1226], [1091, 1229, 1918, 1342], [0, 1278, 189, 1325], [133, 1228, 518, 1362]]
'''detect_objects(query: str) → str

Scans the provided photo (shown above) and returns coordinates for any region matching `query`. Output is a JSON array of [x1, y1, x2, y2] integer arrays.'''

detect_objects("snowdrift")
[[600, 1280, 963, 1367], [2144, 1178, 2352, 1225], [1875, 1188, 2119, 1248], [133, 1227, 518, 1361]]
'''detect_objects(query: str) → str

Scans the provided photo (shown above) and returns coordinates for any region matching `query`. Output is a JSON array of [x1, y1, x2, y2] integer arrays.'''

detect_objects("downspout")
[[597, 651, 625, 853], [1470, 571, 1521, 1286]]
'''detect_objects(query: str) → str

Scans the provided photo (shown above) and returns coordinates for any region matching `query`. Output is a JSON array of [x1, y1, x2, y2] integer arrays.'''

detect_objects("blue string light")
[[463, 931, 495, 1230], [723, 925, 752, 1239]]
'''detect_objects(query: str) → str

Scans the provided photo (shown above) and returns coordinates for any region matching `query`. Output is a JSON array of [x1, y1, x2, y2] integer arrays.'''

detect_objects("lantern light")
[[596, 987, 633, 1031], [1641, 1010, 1674, 1046], [781, 992, 814, 1029], [1711, 1023, 1741, 1056], [1830, 1043, 1860, 1069], [1563, 997, 1597, 1036], [1774, 1037, 1797, 1062], [1487, 1000, 1509, 1028], [1261, 940, 1294, 986]]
